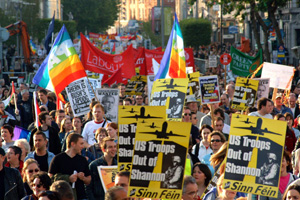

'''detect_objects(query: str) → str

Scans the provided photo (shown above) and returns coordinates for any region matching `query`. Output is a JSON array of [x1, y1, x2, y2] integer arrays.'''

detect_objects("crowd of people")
[[1, 50, 300, 200]]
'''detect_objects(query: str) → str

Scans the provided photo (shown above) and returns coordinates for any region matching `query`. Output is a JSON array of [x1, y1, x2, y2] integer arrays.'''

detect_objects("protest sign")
[[147, 75, 155, 98], [150, 78, 189, 121], [125, 75, 147, 96], [128, 120, 191, 200], [186, 72, 201, 102], [253, 78, 270, 100], [65, 78, 91, 117], [118, 106, 166, 172], [95, 89, 119, 122], [85, 77, 101, 99], [230, 46, 263, 77], [231, 77, 259, 111], [97, 165, 118, 192], [223, 114, 286, 198], [198, 75, 220, 104], [261, 62, 294, 90], [209, 55, 217, 68]]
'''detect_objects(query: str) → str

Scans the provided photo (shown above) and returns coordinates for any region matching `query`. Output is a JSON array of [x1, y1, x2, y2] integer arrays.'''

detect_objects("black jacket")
[[3, 167, 26, 200], [29, 126, 61, 155]]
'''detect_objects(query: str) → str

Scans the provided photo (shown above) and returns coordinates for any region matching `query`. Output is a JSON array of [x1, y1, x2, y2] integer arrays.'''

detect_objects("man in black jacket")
[[38, 89, 56, 112], [29, 111, 61, 155], [0, 147, 25, 200]]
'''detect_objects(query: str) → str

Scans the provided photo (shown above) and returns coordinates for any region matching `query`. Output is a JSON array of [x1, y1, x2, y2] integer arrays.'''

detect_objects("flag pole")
[[86, 77, 99, 102]]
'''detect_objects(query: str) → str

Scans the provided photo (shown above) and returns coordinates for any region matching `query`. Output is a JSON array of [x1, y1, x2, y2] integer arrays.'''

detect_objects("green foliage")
[[35, 19, 77, 42], [141, 21, 168, 47], [62, 0, 120, 33], [180, 18, 212, 48], [188, 0, 197, 6]]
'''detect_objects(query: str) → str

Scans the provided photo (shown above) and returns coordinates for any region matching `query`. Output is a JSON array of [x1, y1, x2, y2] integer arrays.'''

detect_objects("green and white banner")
[[230, 46, 263, 77]]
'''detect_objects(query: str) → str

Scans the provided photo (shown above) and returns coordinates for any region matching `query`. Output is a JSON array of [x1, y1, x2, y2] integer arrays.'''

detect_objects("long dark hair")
[[192, 162, 212, 186]]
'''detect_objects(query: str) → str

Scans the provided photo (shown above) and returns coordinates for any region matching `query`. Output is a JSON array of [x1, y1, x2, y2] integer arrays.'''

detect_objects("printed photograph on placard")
[[95, 89, 119, 123]]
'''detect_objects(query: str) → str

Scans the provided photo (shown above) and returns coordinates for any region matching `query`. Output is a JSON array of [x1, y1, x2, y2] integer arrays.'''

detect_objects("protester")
[[283, 184, 300, 200], [22, 159, 40, 195], [217, 174, 237, 200], [58, 118, 73, 144], [192, 124, 213, 161], [87, 128, 108, 159], [38, 191, 61, 200], [38, 89, 56, 112], [248, 97, 273, 119], [105, 186, 127, 200], [15, 138, 30, 161], [181, 176, 198, 200], [192, 163, 212, 198], [106, 122, 118, 142], [115, 171, 130, 191], [5, 145, 24, 176], [49, 134, 91, 199], [87, 137, 117, 200], [50, 180, 74, 200], [1, 124, 15, 152], [72, 116, 83, 135], [25, 131, 55, 172]]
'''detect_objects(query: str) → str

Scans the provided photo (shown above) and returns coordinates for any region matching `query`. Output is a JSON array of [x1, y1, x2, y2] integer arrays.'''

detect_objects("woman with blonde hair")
[[210, 141, 228, 172], [58, 118, 73, 144], [22, 159, 40, 195], [217, 174, 237, 200]]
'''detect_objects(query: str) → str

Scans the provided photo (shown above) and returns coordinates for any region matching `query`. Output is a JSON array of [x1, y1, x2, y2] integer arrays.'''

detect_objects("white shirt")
[[223, 124, 230, 134], [248, 111, 273, 119], [82, 119, 110, 145], [192, 141, 213, 161]]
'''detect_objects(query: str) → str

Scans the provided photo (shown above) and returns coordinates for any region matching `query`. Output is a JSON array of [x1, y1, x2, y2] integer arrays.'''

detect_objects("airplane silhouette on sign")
[[141, 122, 185, 139], [146, 122, 160, 129], [121, 107, 163, 121], [235, 118, 281, 136], [157, 79, 185, 89], [239, 79, 254, 87], [126, 108, 138, 113], [240, 118, 254, 124]]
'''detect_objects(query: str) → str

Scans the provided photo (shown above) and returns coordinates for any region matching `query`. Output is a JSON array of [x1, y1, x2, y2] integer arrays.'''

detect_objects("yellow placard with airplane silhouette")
[[128, 120, 191, 200], [231, 77, 259, 111], [125, 75, 147, 96], [186, 72, 201, 103], [223, 114, 287, 198], [150, 78, 189, 121], [118, 106, 166, 172]]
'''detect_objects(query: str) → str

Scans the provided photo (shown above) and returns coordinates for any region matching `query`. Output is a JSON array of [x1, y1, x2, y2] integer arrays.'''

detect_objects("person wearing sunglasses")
[[201, 131, 226, 175], [22, 159, 40, 195], [22, 171, 52, 200]]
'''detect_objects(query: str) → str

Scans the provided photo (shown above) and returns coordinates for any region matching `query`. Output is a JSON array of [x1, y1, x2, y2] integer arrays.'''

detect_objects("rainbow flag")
[[29, 39, 36, 55], [2, 81, 15, 107], [33, 91, 41, 127], [32, 25, 87, 94], [154, 13, 186, 80]]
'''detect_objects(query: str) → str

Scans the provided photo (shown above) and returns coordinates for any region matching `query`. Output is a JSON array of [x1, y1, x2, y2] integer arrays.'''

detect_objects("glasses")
[[211, 139, 221, 143], [31, 183, 43, 188], [28, 169, 39, 173], [183, 113, 191, 116], [136, 98, 143, 100]]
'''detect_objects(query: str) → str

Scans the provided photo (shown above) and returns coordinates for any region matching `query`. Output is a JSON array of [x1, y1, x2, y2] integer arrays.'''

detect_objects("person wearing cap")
[[0, 147, 26, 199], [186, 96, 205, 128], [274, 95, 293, 116]]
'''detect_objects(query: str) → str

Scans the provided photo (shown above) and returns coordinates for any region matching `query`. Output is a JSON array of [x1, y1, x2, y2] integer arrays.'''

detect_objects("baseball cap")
[[186, 96, 199, 104]]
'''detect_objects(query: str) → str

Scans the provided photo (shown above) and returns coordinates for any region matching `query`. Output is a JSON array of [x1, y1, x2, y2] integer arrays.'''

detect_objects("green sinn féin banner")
[[230, 46, 263, 77]]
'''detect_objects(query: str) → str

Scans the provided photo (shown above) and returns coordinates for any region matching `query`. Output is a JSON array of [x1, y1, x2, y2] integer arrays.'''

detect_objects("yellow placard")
[[231, 77, 259, 110], [125, 75, 147, 96], [118, 106, 166, 171], [223, 114, 287, 198], [128, 120, 191, 200], [186, 72, 201, 103], [97, 166, 118, 192], [150, 78, 189, 121]]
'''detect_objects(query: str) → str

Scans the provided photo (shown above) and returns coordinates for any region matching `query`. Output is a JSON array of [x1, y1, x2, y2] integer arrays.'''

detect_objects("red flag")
[[144, 49, 164, 75], [102, 68, 128, 86], [56, 93, 65, 110], [81, 33, 136, 79], [241, 37, 250, 53], [153, 46, 162, 51], [134, 48, 147, 75], [184, 48, 195, 72]]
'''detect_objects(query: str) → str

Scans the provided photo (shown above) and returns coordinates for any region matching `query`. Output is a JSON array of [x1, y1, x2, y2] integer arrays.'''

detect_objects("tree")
[[62, 0, 120, 33], [206, 0, 288, 62], [180, 18, 212, 49]]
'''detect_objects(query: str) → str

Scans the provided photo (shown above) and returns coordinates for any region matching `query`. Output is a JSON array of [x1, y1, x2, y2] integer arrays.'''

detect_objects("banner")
[[185, 48, 195, 72], [96, 89, 119, 122], [253, 78, 270, 100], [66, 78, 91, 117], [118, 106, 166, 172], [231, 77, 259, 111], [230, 46, 263, 77], [81, 33, 135, 78], [223, 114, 286, 198], [261, 62, 294, 90], [186, 72, 201, 102], [145, 49, 164, 75], [97, 165, 118, 192], [125, 76, 147, 96], [150, 78, 189, 121], [135, 48, 147, 75], [128, 120, 191, 200], [199, 75, 220, 104]]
